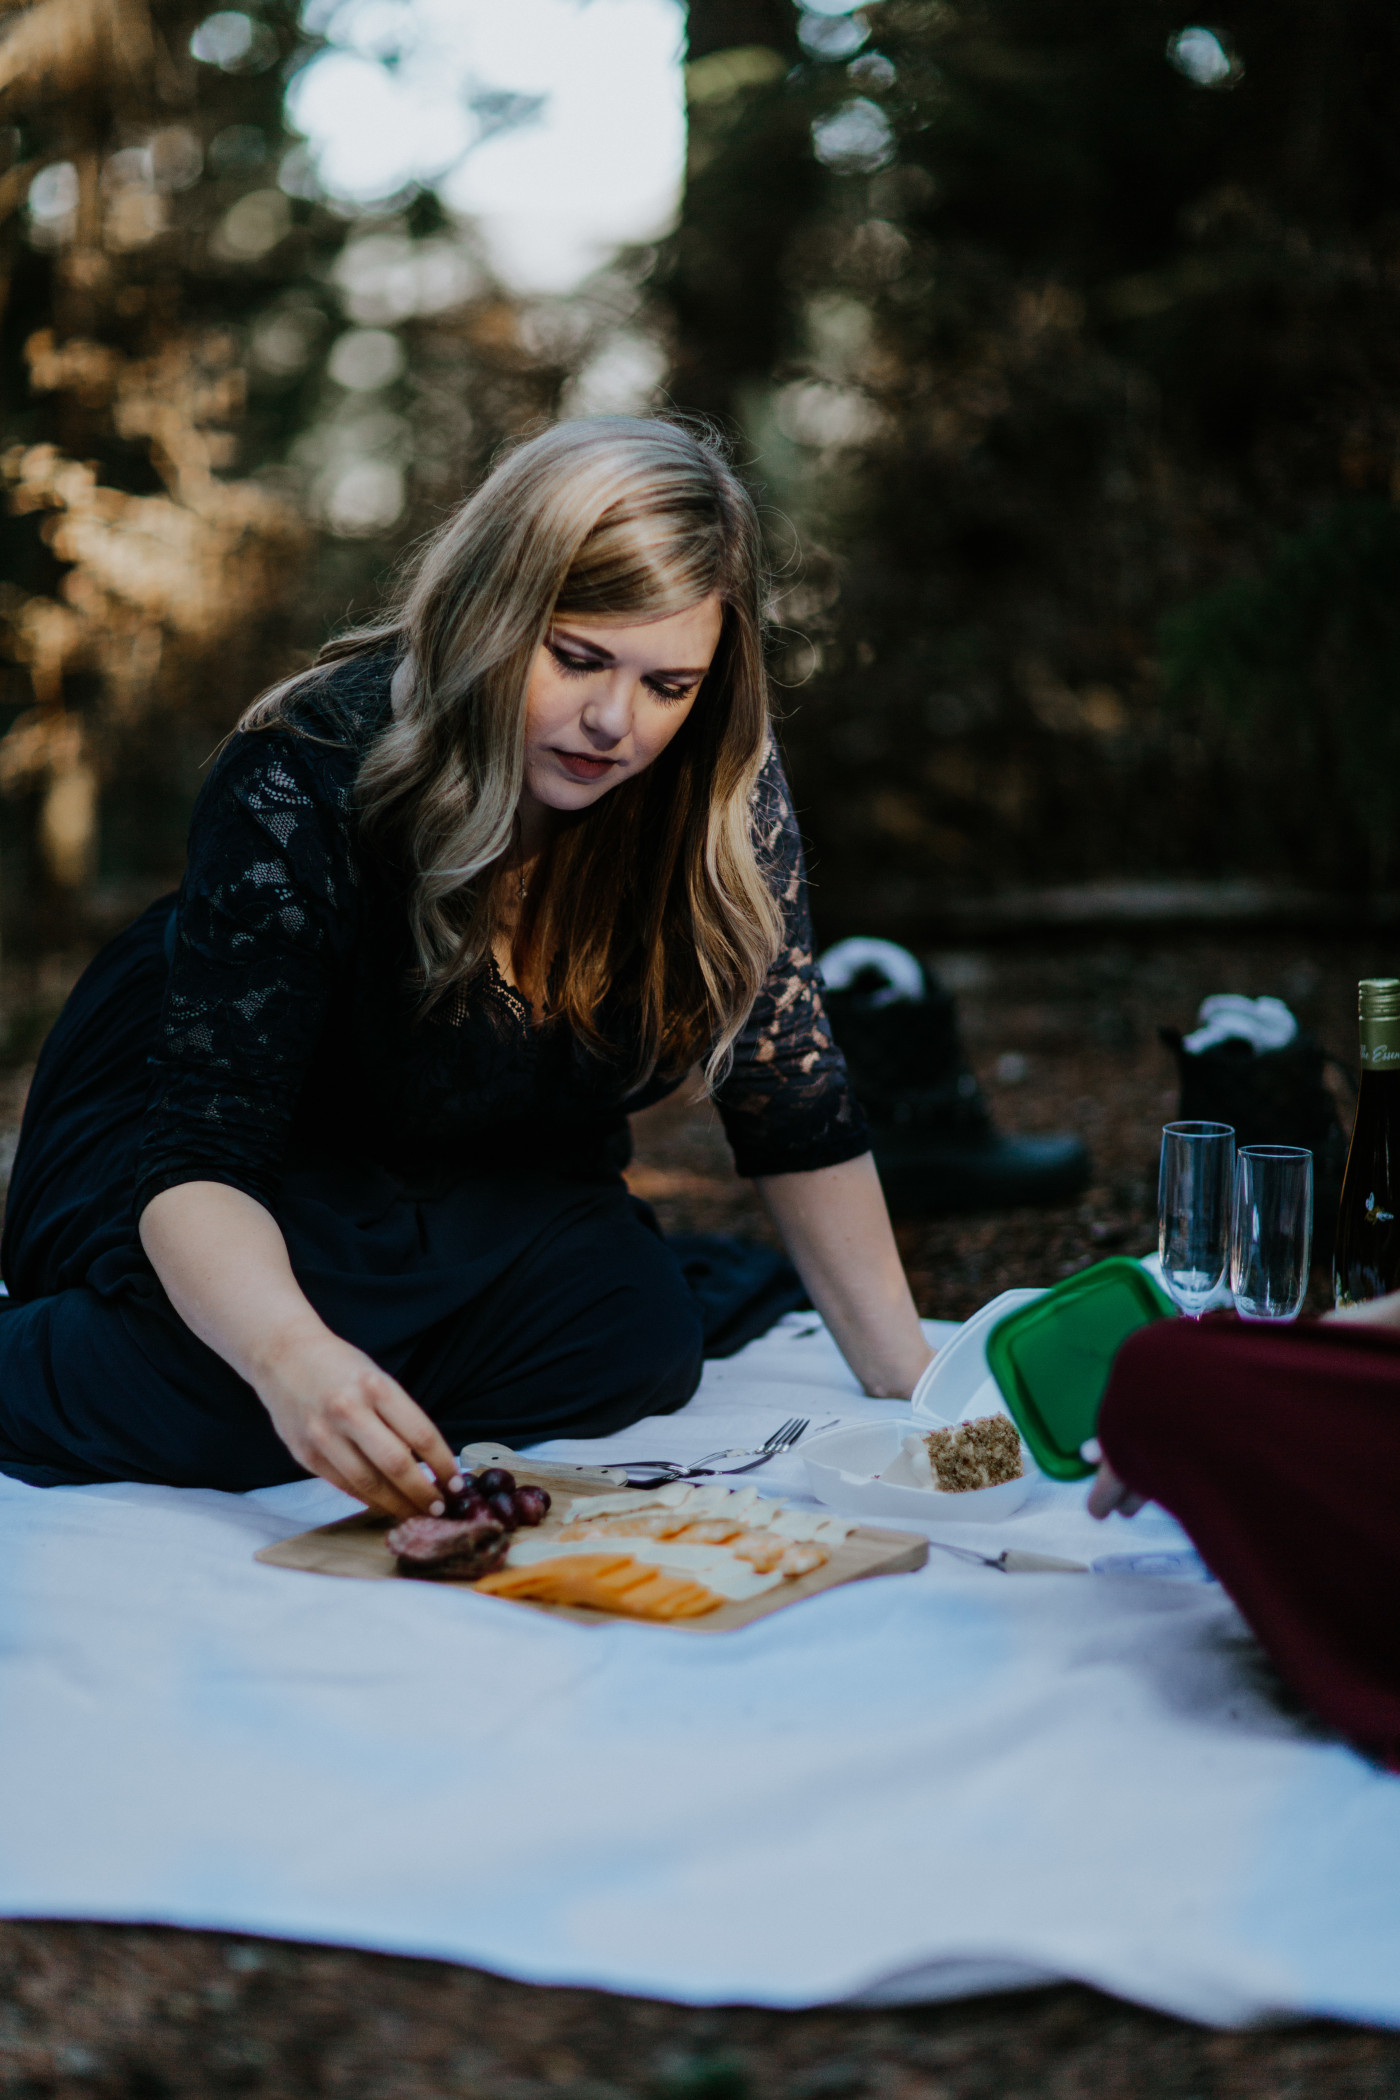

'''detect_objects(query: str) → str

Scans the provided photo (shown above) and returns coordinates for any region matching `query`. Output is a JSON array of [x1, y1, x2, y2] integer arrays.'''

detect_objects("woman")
[[0, 417, 933, 1516]]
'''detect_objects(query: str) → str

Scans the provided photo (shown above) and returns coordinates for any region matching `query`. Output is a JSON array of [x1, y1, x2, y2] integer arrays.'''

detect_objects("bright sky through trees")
[[289, 0, 686, 290]]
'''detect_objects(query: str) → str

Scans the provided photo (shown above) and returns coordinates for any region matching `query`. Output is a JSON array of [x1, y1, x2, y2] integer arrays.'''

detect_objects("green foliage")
[[1161, 500, 1400, 885], [666, 0, 1400, 917]]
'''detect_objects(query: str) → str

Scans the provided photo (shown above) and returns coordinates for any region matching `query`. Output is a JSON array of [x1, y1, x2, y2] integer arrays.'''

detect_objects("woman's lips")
[[554, 750, 618, 782]]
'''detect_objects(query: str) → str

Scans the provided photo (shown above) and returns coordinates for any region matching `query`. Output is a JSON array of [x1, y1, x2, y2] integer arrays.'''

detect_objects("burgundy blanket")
[[1100, 1317, 1400, 1766]]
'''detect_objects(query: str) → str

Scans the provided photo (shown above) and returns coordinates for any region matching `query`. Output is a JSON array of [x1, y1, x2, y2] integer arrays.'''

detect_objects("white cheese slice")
[[562, 1488, 669, 1521], [562, 1481, 855, 1542], [765, 1506, 855, 1543]]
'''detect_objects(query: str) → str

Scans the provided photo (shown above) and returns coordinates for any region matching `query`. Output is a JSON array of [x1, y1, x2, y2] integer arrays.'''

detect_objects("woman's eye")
[[548, 644, 596, 678], [547, 643, 695, 700]]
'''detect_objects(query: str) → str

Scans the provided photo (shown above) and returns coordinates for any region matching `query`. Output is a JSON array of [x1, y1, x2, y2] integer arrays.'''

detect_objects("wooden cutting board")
[[255, 1462, 928, 1633]]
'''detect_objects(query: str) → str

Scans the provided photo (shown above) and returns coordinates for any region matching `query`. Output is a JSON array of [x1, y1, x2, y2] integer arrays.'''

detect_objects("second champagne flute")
[[1231, 1144, 1313, 1321], [1158, 1121, 1235, 1317]]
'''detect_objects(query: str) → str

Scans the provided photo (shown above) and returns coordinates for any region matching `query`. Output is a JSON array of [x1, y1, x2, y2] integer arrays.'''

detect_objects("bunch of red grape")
[[388, 1466, 551, 1580], [445, 1466, 550, 1530]]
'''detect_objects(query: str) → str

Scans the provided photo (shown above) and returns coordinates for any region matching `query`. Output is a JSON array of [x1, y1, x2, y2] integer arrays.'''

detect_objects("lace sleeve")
[[713, 746, 870, 1178], [132, 723, 361, 1218]]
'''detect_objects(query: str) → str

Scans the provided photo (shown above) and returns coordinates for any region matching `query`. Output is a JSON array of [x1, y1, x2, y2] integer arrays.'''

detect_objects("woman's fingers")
[[304, 1447, 394, 1511], [257, 1341, 462, 1516], [315, 1429, 425, 1519], [373, 1379, 461, 1487], [353, 1405, 455, 1514], [312, 1372, 459, 1516]]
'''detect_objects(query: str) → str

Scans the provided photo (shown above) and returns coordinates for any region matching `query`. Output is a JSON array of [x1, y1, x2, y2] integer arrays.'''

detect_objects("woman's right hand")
[[254, 1321, 462, 1520], [140, 1181, 462, 1521]]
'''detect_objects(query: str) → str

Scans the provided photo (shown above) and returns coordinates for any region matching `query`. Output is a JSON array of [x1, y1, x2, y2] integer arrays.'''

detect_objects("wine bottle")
[[1333, 977, 1400, 1306]]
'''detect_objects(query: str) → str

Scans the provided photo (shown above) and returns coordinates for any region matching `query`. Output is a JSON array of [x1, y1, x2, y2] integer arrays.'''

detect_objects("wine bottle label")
[[1360, 1017, 1400, 1069]]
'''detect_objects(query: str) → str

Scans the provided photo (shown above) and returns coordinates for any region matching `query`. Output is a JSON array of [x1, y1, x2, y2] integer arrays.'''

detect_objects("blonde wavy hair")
[[242, 416, 784, 1086]]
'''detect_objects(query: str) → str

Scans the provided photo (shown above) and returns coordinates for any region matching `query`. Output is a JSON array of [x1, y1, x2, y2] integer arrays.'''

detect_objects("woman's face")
[[519, 593, 724, 829]]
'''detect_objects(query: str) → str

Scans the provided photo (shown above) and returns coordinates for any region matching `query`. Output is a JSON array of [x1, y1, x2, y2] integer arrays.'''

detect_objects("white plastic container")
[[909, 1287, 1045, 1430], [801, 1287, 1044, 1527]]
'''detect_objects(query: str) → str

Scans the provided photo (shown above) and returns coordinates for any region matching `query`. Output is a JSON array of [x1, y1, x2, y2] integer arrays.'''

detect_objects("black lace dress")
[[0, 653, 868, 1489]]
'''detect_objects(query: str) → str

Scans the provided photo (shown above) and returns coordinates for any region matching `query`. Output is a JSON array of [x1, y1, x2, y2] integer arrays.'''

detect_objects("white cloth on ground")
[[2, 1311, 1399, 2027]]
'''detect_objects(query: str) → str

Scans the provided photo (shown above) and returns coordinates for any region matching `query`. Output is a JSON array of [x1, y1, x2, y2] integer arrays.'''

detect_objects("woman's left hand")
[[757, 1153, 934, 1398]]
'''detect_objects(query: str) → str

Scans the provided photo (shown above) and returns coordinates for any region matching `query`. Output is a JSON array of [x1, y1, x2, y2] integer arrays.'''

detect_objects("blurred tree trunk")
[[666, 0, 812, 427]]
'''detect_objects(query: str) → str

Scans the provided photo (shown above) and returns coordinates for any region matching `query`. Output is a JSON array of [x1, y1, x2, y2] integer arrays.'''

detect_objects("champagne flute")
[[1158, 1121, 1235, 1317], [1230, 1145, 1313, 1321]]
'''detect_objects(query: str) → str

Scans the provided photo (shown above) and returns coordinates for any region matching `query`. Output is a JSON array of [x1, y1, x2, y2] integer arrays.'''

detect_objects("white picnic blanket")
[[3, 1311, 1400, 2028]]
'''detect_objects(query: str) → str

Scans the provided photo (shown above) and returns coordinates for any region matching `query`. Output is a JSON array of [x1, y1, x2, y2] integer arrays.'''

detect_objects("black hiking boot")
[[820, 943, 1091, 1217]]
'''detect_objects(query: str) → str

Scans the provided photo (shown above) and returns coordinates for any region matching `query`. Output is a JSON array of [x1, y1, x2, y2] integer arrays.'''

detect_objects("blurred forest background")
[[2, 0, 1399, 968], [6, 11, 1400, 2076]]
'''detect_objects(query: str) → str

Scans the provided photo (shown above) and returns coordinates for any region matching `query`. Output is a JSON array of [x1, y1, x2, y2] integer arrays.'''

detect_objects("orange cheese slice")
[[473, 1551, 724, 1621]]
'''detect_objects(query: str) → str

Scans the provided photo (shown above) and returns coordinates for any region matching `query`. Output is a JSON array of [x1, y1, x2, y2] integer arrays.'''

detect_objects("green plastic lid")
[[985, 1258, 1176, 1481]]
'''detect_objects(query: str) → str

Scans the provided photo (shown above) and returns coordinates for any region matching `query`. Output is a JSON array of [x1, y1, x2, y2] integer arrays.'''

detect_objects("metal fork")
[[623, 1418, 807, 1473], [693, 1419, 811, 1467], [622, 1418, 810, 1488]]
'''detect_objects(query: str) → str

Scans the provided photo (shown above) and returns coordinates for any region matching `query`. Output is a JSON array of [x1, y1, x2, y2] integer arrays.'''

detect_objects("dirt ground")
[[4, 927, 1400, 2098]]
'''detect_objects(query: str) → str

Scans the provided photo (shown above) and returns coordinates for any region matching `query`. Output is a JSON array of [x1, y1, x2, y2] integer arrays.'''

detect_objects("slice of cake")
[[882, 1415, 1023, 1493]]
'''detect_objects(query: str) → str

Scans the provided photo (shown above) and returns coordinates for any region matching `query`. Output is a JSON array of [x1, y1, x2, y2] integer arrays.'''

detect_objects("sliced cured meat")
[[387, 1512, 508, 1581]]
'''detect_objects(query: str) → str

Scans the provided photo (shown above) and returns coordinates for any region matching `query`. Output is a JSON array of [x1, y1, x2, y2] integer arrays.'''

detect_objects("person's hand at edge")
[[1087, 1459, 1145, 1520], [1322, 1288, 1400, 1329]]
